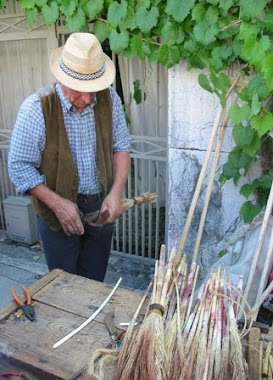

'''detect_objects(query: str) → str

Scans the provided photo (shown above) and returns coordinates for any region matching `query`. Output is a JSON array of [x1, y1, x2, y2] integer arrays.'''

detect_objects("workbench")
[[0, 269, 146, 379]]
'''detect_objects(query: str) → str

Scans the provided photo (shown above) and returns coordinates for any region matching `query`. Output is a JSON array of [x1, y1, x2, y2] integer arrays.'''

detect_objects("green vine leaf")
[[193, 21, 218, 45], [228, 103, 250, 125], [220, 161, 240, 183], [107, 0, 127, 28], [34, 0, 47, 8], [130, 35, 151, 60], [240, 179, 261, 198], [210, 72, 230, 93], [109, 30, 129, 54], [25, 7, 38, 27], [233, 124, 254, 147], [240, 201, 262, 223], [162, 21, 184, 45], [83, 0, 103, 20], [131, 79, 146, 105], [211, 45, 233, 70], [249, 93, 261, 118], [59, 0, 76, 17], [119, 0, 136, 30], [228, 148, 253, 172], [240, 75, 270, 102], [238, 22, 260, 40], [135, 4, 159, 34], [0, 0, 7, 10], [19, 0, 35, 9], [251, 109, 273, 137], [42, 2, 59, 25], [198, 73, 213, 93], [157, 44, 180, 68], [241, 34, 270, 66], [239, 0, 267, 21], [66, 7, 86, 31], [166, 0, 195, 23], [243, 132, 261, 157], [219, 0, 235, 13], [192, 3, 205, 22], [94, 20, 110, 42], [261, 52, 273, 91]]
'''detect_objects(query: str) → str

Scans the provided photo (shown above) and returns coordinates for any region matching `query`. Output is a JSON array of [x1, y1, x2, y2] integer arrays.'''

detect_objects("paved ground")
[[0, 230, 155, 310]]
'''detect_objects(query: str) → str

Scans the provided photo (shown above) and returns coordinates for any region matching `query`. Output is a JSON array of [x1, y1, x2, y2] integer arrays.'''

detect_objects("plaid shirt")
[[8, 83, 131, 195]]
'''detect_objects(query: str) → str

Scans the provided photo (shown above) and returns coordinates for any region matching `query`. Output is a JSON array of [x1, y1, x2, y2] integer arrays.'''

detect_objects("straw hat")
[[50, 33, 116, 92]]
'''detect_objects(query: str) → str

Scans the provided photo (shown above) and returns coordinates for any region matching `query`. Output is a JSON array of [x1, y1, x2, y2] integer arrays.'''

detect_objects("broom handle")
[[240, 180, 273, 318], [177, 74, 241, 262], [176, 105, 224, 261], [192, 113, 229, 263]]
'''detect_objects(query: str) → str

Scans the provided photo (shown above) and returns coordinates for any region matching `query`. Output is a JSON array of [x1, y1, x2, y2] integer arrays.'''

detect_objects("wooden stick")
[[176, 105, 224, 261], [53, 277, 122, 349], [251, 280, 273, 314], [241, 181, 273, 318], [176, 73, 241, 262], [192, 112, 229, 263], [253, 222, 273, 320]]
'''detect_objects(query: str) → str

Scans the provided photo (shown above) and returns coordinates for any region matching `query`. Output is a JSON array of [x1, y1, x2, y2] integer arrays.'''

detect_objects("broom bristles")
[[87, 241, 250, 380]]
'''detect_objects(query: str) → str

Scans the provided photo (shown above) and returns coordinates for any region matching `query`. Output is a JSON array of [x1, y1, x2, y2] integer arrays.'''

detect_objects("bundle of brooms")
[[87, 241, 250, 380]]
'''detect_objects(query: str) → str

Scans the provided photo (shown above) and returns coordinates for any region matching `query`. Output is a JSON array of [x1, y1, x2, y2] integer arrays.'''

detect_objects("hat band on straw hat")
[[59, 60, 106, 81]]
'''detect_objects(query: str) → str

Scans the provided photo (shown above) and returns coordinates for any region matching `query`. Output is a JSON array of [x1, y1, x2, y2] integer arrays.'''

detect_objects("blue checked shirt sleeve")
[[8, 94, 47, 194], [109, 87, 131, 152]]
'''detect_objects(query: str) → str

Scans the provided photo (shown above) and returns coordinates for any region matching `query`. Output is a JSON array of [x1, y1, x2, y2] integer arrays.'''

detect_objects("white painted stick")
[[251, 280, 273, 314], [192, 114, 229, 263], [253, 208, 273, 320], [177, 74, 241, 262], [176, 105, 224, 261], [240, 181, 273, 318], [53, 277, 122, 349]]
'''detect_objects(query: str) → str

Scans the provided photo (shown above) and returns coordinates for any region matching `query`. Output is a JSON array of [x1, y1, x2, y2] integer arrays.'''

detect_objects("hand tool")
[[104, 311, 123, 349], [79, 209, 110, 227], [11, 285, 35, 322]]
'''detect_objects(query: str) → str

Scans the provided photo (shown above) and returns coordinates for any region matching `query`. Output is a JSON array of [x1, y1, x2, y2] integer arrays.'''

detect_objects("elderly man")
[[8, 33, 131, 281]]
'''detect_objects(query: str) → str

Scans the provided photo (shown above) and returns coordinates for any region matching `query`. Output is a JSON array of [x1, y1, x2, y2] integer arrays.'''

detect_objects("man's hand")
[[96, 192, 123, 225], [53, 197, 84, 236], [29, 183, 84, 236]]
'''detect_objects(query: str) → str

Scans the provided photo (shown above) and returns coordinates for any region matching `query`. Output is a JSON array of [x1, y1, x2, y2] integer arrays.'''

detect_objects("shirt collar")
[[55, 82, 97, 114]]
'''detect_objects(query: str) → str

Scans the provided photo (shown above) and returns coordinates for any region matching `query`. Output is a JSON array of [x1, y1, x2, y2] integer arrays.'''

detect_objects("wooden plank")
[[34, 271, 147, 327], [0, 301, 109, 380], [0, 269, 62, 322]]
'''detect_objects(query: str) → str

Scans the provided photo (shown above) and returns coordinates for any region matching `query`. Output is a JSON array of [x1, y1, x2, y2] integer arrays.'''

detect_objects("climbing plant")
[[1, 0, 272, 222]]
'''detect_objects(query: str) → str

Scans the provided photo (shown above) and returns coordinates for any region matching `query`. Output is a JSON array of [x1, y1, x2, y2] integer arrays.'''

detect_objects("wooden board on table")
[[0, 269, 148, 380], [33, 270, 147, 326]]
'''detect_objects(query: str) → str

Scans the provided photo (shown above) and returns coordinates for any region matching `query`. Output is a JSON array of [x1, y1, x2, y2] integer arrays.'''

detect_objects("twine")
[[148, 303, 165, 317]]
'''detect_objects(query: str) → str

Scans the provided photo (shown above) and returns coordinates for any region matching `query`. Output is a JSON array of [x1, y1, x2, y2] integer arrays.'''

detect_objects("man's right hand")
[[53, 197, 84, 236], [29, 184, 84, 236]]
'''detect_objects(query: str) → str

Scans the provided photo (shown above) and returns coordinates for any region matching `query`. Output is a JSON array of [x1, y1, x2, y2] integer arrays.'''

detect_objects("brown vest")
[[31, 83, 113, 231]]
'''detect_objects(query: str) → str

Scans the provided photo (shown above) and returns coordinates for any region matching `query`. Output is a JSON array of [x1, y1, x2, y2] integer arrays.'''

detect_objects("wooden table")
[[0, 269, 146, 379]]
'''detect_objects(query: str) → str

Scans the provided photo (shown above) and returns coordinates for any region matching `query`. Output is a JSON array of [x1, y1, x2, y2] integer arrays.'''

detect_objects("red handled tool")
[[11, 285, 35, 322]]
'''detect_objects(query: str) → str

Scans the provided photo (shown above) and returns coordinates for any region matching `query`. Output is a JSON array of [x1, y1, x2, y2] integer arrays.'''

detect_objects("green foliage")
[[1, 0, 272, 223], [131, 79, 146, 105]]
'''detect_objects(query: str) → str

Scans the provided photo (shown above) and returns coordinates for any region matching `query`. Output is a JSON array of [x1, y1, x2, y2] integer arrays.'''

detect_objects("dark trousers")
[[38, 193, 113, 282]]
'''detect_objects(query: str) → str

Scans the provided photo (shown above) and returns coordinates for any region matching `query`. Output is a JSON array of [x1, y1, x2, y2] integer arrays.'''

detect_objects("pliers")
[[11, 285, 35, 322]]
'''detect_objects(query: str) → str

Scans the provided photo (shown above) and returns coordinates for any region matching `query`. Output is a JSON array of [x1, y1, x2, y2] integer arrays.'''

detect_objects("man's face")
[[61, 84, 95, 112]]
